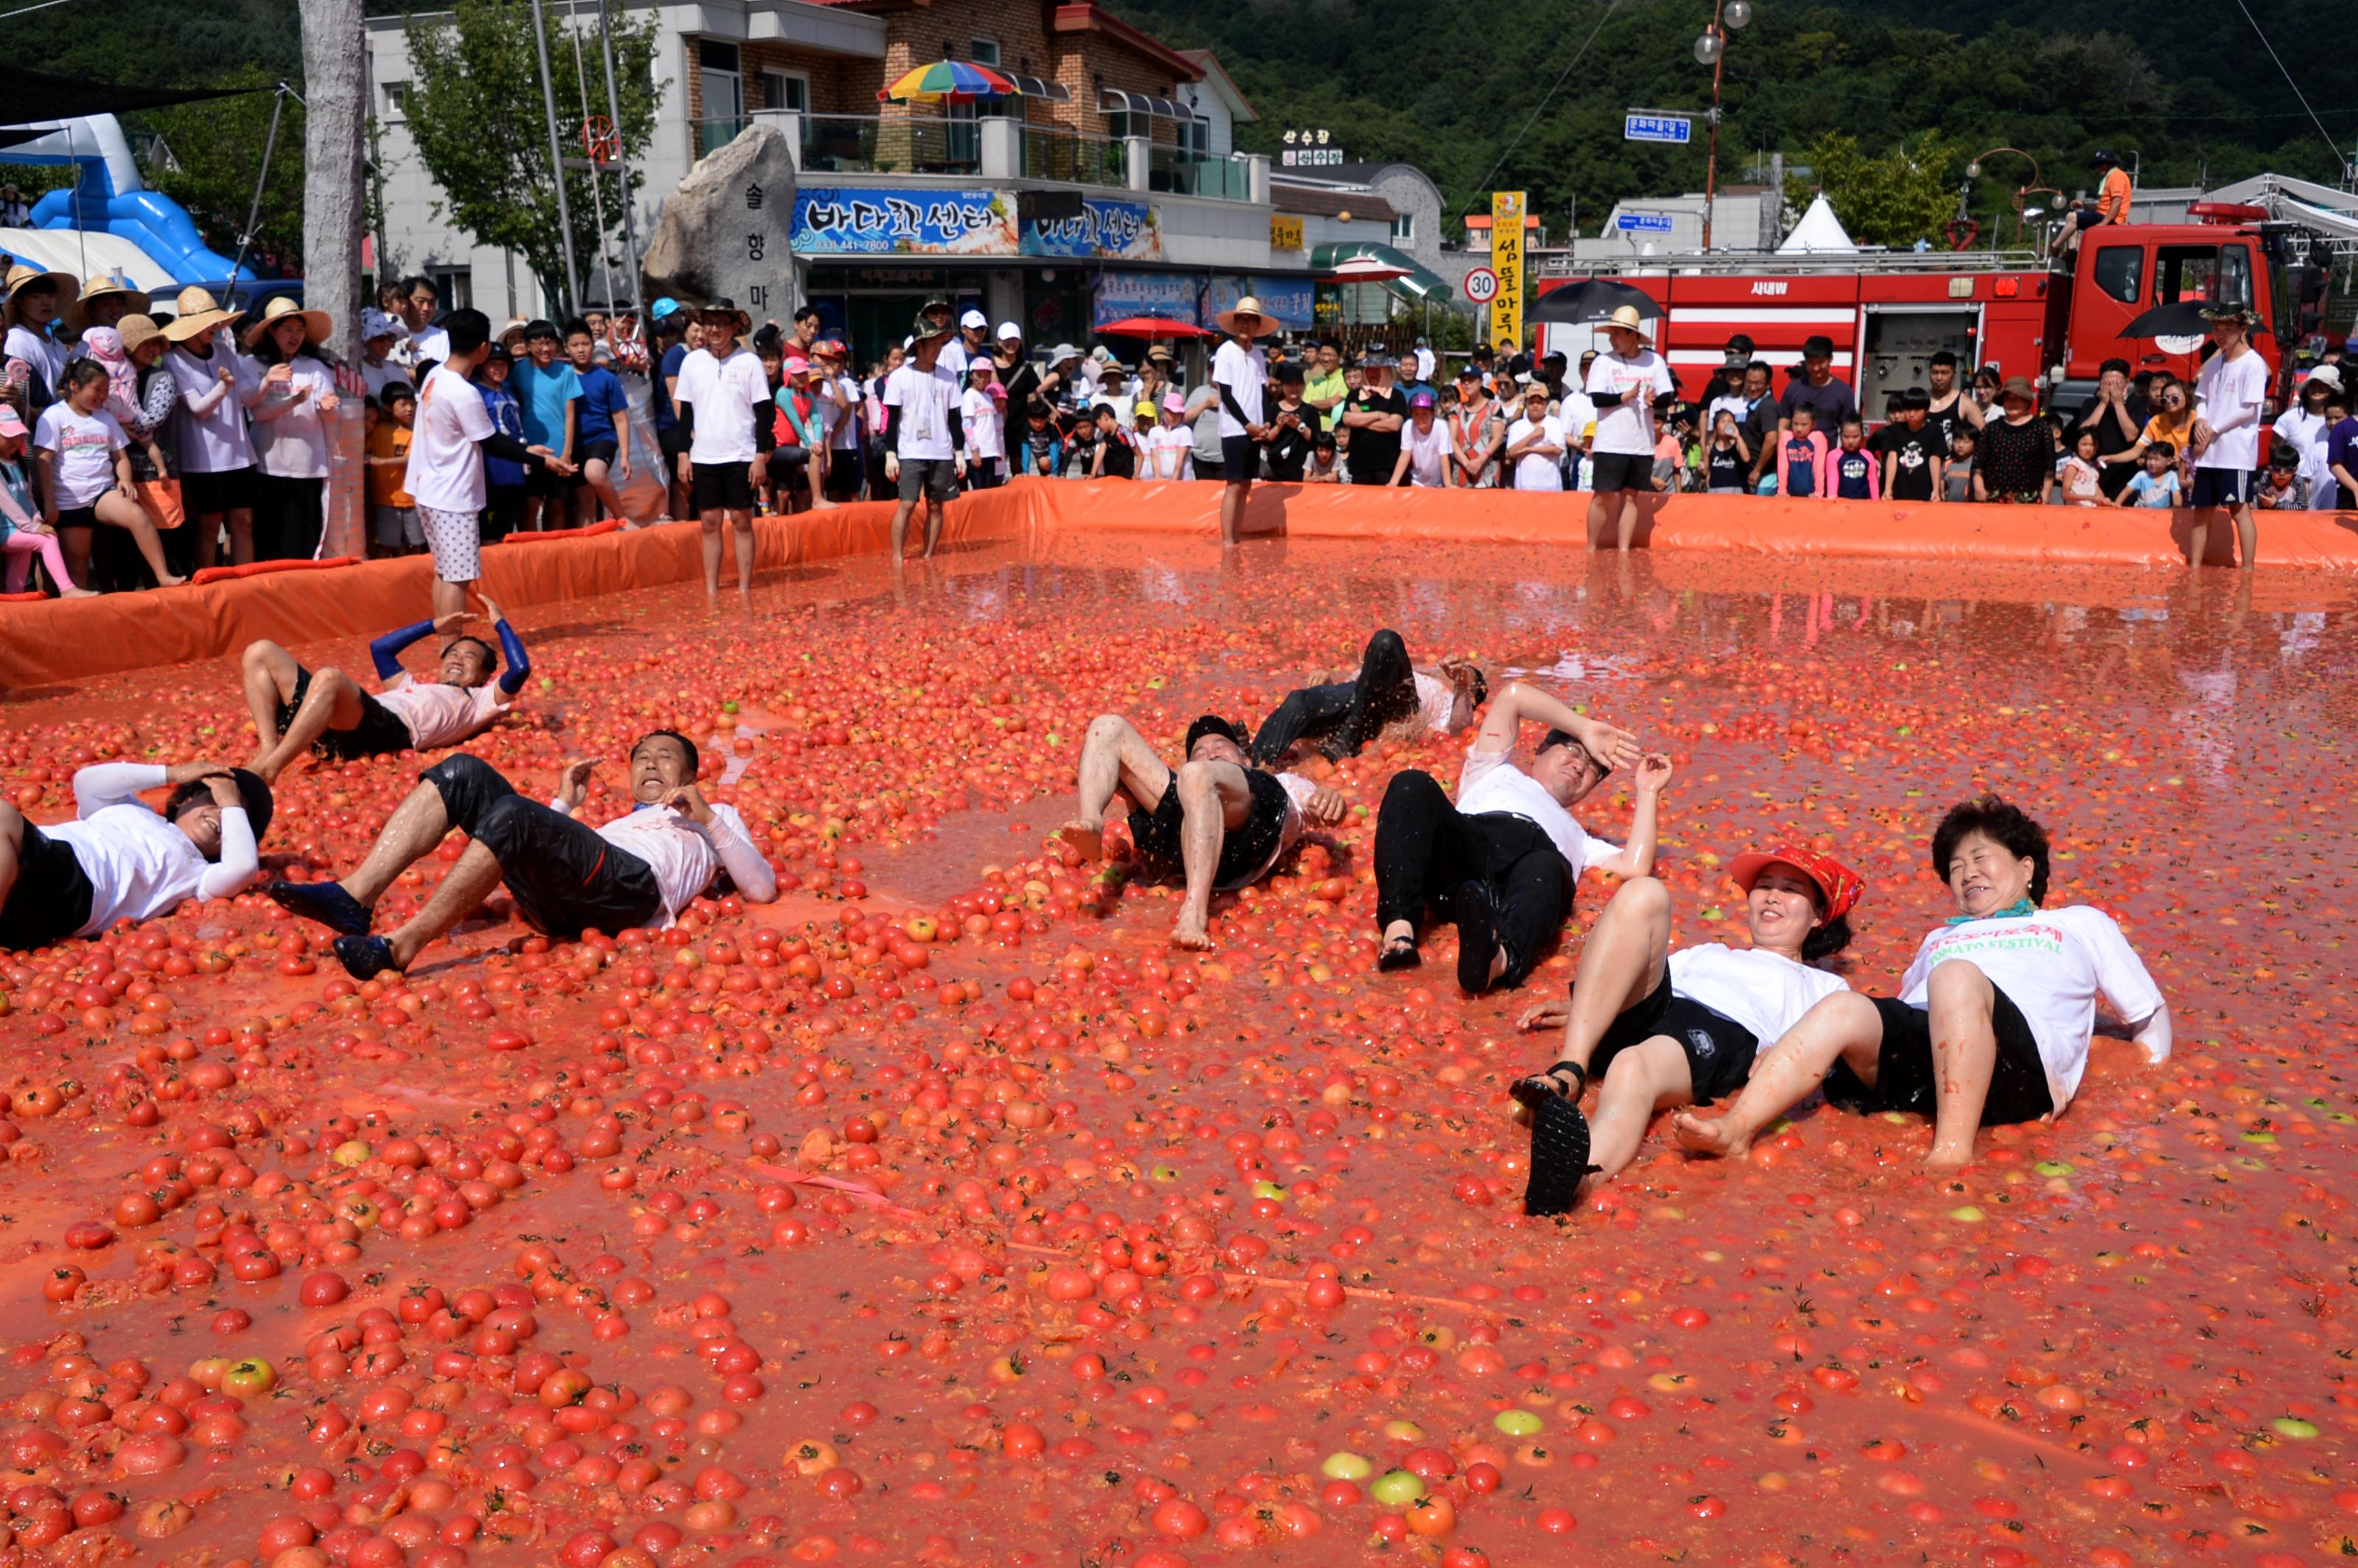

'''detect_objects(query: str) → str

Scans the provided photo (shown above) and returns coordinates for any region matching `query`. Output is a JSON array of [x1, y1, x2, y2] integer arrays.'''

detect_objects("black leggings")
[[1250, 628, 1420, 766], [1373, 769, 1570, 987]]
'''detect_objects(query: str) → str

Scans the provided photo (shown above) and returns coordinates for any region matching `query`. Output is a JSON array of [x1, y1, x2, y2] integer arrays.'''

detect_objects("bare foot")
[[60, 585, 100, 599], [1923, 1146, 1973, 1172], [814, 500, 841, 512], [1516, 1000, 1570, 1032], [1171, 911, 1214, 951], [1671, 1109, 1751, 1159], [158, 574, 189, 587], [1053, 822, 1104, 861]]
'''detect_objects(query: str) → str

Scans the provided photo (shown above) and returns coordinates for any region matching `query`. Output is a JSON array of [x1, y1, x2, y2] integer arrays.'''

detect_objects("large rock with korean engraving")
[[641, 121, 800, 324]]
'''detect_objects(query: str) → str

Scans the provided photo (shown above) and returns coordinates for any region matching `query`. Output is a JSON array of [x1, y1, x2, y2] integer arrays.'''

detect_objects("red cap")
[[1727, 847, 1864, 921]]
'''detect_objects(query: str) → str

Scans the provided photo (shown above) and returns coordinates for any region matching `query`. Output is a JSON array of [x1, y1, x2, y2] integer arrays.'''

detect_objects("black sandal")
[[1523, 1092, 1598, 1217], [1510, 1059, 1588, 1113], [1378, 934, 1422, 972]]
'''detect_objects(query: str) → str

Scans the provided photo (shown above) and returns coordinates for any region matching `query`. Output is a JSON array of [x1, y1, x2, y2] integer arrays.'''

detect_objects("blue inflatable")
[[7, 114, 260, 291]]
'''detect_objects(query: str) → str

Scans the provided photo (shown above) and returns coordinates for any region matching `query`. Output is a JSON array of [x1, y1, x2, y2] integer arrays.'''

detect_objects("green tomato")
[[1381, 1419, 1424, 1442], [1320, 1451, 1373, 1480], [2034, 1161, 2074, 1177], [1948, 1205, 1986, 1223], [1150, 1165, 1180, 1183], [1369, 1470, 1425, 1506], [2273, 1417, 2320, 1439], [1252, 1180, 1287, 1202], [1493, 1409, 1544, 1437]]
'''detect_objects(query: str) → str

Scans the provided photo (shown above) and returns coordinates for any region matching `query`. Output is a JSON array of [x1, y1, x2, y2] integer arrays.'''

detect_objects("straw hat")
[[243, 295, 332, 349], [1216, 296, 1274, 338], [3, 262, 77, 312], [116, 314, 164, 357], [1603, 304, 1651, 337], [66, 267, 150, 329], [160, 286, 241, 341]]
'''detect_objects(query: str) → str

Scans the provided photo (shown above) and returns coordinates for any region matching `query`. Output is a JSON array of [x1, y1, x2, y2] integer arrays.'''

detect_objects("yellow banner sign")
[[1490, 192, 1525, 352], [1270, 214, 1304, 251]]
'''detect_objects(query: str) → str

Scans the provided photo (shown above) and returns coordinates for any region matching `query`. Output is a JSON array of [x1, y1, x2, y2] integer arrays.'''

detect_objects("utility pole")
[[595, 0, 647, 325], [300, 0, 367, 556], [527, 0, 583, 314]]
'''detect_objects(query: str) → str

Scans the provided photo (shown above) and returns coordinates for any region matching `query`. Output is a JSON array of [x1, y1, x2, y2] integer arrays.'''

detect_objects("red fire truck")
[[1533, 207, 2319, 419]]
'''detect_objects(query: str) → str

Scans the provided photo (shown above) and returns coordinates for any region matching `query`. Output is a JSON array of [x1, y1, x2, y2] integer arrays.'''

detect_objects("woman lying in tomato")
[[1674, 794, 2169, 1170], [1512, 841, 1862, 1214]]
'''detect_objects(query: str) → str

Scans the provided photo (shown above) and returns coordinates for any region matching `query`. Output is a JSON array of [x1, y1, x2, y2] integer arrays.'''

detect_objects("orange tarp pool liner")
[[4, 481, 2356, 686]]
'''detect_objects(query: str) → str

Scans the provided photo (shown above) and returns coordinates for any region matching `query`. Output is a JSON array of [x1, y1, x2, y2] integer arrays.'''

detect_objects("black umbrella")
[[1530, 279, 1664, 326], [2117, 299, 2267, 340]]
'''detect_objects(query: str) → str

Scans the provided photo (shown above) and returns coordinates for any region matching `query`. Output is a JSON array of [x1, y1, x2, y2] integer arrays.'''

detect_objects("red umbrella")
[[1094, 316, 1211, 339]]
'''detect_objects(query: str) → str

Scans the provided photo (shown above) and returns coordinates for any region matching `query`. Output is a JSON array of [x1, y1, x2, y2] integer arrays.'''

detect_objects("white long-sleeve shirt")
[[549, 797, 777, 927], [46, 765, 257, 937]]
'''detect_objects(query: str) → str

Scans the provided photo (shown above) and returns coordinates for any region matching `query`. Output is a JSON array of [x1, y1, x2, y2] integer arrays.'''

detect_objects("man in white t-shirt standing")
[[884, 312, 967, 563], [1372, 679, 1659, 994], [1210, 297, 1273, 547], [240, 600, 533, 783], [2189, 304, 2268, 569], [271, 730, 777, 979], [1583, 305, 1676, 550], [404, 308, 571, 619], [671, 299, 772, 598]]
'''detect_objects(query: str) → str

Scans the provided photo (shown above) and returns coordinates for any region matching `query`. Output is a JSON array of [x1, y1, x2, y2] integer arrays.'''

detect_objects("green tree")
[[1785, 132, 1959, 248], [402, 0, 662, 307], [144, 68, 309, 272]]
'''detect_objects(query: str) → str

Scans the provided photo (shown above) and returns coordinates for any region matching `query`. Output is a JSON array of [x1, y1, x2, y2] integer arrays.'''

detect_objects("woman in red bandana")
[[1512, 844, 1864, 1214]]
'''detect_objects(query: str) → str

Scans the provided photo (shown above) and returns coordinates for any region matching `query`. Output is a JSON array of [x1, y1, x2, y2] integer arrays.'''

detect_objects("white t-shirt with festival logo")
[[374, 676, 511, 751], [1895, 906, 2165, 1111], [884, 362, 962, 462], [1668, 944, 1849, 1047], [1584, 349, 1676, 456], [1455, 744, 1618, 873], [33, 404, 127, 507]]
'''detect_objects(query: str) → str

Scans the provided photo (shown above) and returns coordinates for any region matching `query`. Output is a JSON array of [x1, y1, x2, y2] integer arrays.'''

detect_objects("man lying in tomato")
[[1674, 795, 2169, 1169], [267, 729, 775, 978]]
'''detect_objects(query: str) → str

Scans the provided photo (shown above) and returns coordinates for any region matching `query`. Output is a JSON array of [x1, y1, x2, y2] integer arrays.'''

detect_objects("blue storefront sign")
[[1200, 276, 1316, 332], [1021, 197, 1165, 262], [790, 187, 1018, 255], [1093, 270, 1201, 329]]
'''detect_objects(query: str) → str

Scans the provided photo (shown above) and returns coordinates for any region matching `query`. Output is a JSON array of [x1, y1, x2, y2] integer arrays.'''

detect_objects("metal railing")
[[697, 116, 746, 158], [1148, 148, 1251, 201], [1023, 127, 1125, 188], [697, 113, 982, 175]]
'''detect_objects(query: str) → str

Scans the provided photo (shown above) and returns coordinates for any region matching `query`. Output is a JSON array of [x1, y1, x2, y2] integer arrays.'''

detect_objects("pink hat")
[[0, 406, 25, 438], [987, 382, 1007, 402], [781, 355, 811, 377], [1161, 391, 1187, 413]]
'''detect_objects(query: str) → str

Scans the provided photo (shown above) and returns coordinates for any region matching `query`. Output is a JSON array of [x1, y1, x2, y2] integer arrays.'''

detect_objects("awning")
[[1005, 74, 1072, 102], [1098, 88, 1183, 119], [1311, 240, 1452, 304]]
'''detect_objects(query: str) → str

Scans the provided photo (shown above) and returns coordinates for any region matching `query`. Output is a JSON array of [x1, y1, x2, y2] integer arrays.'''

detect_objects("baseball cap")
[[1185, 715, 1251, 755], [1134, 399, 1158, 420], [995, 320, 1021, 342], [1728, 847, 1865, 922], [959, 308, 988, 330], [651, 298, 684, 321], [0, 405, 26, 438], [782, 356, 811, 376], [1162, 391, 1186, 413]]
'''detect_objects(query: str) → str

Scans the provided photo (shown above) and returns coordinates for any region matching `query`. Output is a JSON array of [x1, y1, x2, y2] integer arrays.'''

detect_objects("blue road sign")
[[1623, 113, 1693, 144], [1617, 212, 1676, 234]]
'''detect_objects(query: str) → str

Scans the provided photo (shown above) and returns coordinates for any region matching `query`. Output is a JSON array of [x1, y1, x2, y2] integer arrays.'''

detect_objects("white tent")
[[1777, 195, 1857, 255]]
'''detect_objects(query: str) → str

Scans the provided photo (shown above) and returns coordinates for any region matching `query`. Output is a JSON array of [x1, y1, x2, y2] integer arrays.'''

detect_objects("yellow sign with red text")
[[1489, 192, 1525, 351]]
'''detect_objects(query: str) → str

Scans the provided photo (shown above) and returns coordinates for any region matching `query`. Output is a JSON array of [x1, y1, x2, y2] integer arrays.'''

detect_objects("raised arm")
[[196, 776, 259, 899], [705, 805, 778, 904], [72, 762, 170, 816], [1472, 680, 1640, 769], [370, 618, 438, 680], [491, 612, 531, 697], [1589, 753, 1673, 879]]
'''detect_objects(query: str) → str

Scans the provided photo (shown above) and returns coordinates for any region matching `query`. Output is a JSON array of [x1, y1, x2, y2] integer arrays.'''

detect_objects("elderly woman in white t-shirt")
[[1676, 795, 2169, 1170], [1512, 842, 1861, 1214]]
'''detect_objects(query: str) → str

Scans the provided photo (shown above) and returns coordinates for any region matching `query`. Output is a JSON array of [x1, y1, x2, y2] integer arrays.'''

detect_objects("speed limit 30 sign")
[[1463, 267, 1500, 304]]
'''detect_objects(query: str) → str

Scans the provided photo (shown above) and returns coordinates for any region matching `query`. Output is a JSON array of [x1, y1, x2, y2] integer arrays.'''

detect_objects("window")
[[969, 37, 1000, 66], [699, 38, 743, 127], [1105, 111, 1137, 141], [1391, 212, 1416, 246], [758, 70, 808, 113], [382, 82, 410, 116], [2157, 244, 2252, 309], [2091, 244, 2141, 304], [428, 267, 472, 311], [1176, 117, 1209, 158]]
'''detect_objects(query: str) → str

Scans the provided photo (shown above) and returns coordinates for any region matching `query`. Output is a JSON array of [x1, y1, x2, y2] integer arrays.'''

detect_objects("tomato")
[[220, 1357, 276, 1398]]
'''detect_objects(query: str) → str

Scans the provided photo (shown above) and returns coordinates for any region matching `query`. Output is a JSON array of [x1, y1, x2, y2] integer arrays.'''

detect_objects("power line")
[[1456, 0, 1626, 220], [0, 0, 82, 21], [2225, 0, 2349, 177]]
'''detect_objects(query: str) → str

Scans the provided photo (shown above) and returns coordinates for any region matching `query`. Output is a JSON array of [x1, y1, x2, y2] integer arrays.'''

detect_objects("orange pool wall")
[[4, 479, 2356, 687]]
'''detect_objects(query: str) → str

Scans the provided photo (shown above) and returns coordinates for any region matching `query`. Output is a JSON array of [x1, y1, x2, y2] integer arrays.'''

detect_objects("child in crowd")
[[962, 363, 1004, 491], [1872, 389, 1942, 503], [1704, 410, 1752, 494], [1017, 399, 1063, 480], [2107, 376, 2194, 483], [366, 385, 423, 556], [2116, 441, 2180, 509], [511, 320, 581, 531], [2256, 439, 2312, 511], [1775, 405, 1827, 497], [1089, 402, 1136, 479], [565, 318, 632, 525], [2059, 429, 2105, 506], [1651, 394, 1685, 492], [1305, 431, 1344, 483], [1144, 392, 1196, 481], [1819, 416, 1879, 499], [1942, 428, 1978, 503], [474, 345, 528, 542]]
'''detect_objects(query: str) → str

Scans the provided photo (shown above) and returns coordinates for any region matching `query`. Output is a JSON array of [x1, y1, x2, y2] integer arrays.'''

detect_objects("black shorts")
[[181, 466, 256, 517], [895, 457, 959, 504], [693, 461, 756, 513], [1589, 451, 1654, 492], [824, 450, 863, 500], [1220, 435, 1260, 477], [421, 755, 663, 938], [277, 666, 415, 762], [527, 463, 581, 499], [0, 821, 95, 950], [2188, 468, 2251, 508], [1825, 991, 2056, 1127], [54, 505, 99, 531], [1130, 766, 1292, 892], [579, 438, 620, 467], [1585, 968, 1761, 1105]]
